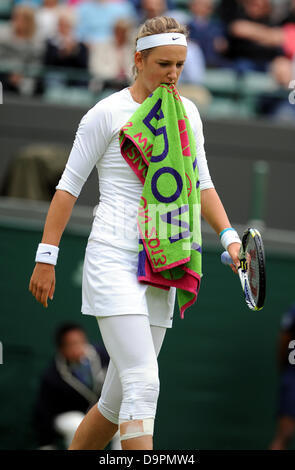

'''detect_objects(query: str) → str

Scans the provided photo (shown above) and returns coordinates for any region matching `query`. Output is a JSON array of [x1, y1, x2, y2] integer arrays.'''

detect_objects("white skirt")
[[81, 239, 176, 328]]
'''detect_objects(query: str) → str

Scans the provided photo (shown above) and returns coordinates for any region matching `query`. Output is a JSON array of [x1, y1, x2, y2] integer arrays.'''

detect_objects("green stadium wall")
[[0, 222, 294, 450]]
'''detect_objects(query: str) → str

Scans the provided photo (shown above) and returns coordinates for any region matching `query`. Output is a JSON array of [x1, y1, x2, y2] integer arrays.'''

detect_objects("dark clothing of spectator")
[[224, 3, 282, 72], [33, 344, 109, 447], [43, 37, 88, 87], [188, 18, 229, 68]]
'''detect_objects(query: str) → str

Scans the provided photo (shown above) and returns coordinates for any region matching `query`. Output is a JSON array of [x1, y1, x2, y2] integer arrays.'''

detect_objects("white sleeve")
[[56, 103, 112, 197], [183, 98, 214, 191]]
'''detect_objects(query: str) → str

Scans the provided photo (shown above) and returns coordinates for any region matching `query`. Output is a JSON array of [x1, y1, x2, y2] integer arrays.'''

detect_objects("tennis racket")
[[221, 228, 266, 311]]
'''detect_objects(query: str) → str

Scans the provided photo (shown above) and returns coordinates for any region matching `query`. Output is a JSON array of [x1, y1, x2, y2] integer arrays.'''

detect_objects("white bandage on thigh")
[[119, 418, 154, 441]]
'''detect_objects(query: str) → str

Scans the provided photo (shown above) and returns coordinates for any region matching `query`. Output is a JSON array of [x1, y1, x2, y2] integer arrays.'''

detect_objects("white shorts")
[[81, 239, 176, 328]]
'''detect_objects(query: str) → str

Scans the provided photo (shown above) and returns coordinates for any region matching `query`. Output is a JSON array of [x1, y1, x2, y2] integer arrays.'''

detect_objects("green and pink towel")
[[119, 84, 202, 318]]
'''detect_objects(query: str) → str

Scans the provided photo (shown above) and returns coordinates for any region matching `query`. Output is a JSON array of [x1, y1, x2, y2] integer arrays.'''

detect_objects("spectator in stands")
[[32, 323, 121, 449], [277, 0, 295, 24], [43, 6, 88, 87], [0, 4, 45, 95], [229, 17, 295, 61], [178, 38, 205, 85], [13, 0, 43, 7], [228, 12, 295, 121], [35, 0, 61, 40], [67, 0, 85, 5], [74, 0, 136, 44], [88, 18, 134, 91], [269, 303, 295, 449], [257, 56, 295, 122], [187, 0, 230, 68], [0, 0, 14, 20], [216, 0, 242, 25], [137, 0, 189, 25], [226, 0, 282, 73]]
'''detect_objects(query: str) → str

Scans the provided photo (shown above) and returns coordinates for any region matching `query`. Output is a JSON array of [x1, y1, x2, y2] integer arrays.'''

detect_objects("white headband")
[[136, 33, 187, 52]]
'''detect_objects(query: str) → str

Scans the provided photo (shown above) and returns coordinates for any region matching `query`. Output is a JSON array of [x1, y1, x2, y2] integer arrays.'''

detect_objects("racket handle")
[[221, 251, 233, 265]]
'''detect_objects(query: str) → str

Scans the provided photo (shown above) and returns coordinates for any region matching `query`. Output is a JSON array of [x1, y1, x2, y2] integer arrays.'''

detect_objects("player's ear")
[[134, 51, 144, 72]]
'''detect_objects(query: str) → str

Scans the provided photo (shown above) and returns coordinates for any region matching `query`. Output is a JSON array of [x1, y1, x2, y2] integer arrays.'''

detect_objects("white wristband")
[[35, 243, 59, 266], [220, 228, 241, 251]]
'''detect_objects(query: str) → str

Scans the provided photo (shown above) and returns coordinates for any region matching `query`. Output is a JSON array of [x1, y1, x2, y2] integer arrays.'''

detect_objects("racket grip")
[[221, 251, 233, 265]]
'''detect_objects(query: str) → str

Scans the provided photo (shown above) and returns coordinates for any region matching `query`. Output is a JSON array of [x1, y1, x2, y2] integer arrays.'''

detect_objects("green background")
[[0, 222, 294, 450]]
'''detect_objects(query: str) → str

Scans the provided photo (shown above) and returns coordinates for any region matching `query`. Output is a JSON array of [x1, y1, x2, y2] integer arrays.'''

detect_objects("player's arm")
[[201, 187, 240, 268], [29, 190, 77, 308], [29, 104, 112, 309]]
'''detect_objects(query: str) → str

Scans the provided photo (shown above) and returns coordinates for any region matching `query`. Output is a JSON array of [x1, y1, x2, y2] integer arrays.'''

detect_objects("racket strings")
[[246, 239, 260, 304]]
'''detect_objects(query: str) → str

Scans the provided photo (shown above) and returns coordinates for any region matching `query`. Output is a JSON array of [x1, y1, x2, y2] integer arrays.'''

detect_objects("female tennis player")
[[29, 16, 241, 450]]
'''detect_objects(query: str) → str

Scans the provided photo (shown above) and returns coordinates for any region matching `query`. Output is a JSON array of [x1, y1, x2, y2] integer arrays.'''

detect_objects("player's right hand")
[[29, 263, 56, 308]]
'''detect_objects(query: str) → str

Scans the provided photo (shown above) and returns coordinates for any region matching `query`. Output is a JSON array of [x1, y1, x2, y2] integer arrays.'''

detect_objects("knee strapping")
[[119, 418, 154, 441], [119, 367, 160, 421]]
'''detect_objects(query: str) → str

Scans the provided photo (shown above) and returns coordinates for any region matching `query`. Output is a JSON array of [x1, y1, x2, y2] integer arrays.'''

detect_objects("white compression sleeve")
[[56, 102, 112, 197]]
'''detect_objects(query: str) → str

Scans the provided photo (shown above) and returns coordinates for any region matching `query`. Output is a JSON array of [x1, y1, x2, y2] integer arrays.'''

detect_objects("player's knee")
[[119, 366, 160, 420]]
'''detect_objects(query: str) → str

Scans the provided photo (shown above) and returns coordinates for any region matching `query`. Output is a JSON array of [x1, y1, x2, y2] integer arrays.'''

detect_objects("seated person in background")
[[216, 0, 243, 25], [187, 0, 230, 68], [43, 6, 88, 87], [226, 0, 282, 73], [88, 18, 134, 91], [0, 4, 45, 95], [269, 304, 295, 450], [137, 0, 190, 25], [74, 0, 136, 44], [279, 0, 295, 24], [35, 0, 64, 41], [229, 18, 295, 61], [229, 13, 295, 120], [256, 55, 295, 121], [178, 38, 206, 85], [33, 323, 121, 450]]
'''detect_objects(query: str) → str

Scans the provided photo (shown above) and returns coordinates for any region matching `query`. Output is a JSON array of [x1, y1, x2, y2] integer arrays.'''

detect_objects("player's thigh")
[[97, 314, 158, 372]]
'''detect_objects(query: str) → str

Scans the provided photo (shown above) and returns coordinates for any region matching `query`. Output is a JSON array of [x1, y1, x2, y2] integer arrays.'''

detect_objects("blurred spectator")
[[178, 38, 212, 113], [278, 0, 295, 24], [0, 0, 14, 20], [88, 18, 134, 91], [35, 0, 61, 40], [226, 0, 282, 73], [67, 0, 85, 4], [178, 38, 205, 85], [269, 304, 295, 449], [74, 0, 136, 44], [229, 20, 295, 60], [228, 12, 295, 121], [257, 56, 295, 122], [0, 4, 45, 95], [137, 0, 190, 25], [187, 0, 230, 68], [216, 0, 242, 25], [43, 6, 88, 87], [32, 323, 120, 449], [13, 0, 43, 7]]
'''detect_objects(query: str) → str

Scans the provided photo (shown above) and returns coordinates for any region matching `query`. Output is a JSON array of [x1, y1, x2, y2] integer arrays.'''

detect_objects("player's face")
[[136, 45, 187, 93], [60, 330, 88, 363]]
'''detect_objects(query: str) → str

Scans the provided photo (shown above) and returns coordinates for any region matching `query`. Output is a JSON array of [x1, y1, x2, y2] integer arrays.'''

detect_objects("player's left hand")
[[227, 242, 241, 274]]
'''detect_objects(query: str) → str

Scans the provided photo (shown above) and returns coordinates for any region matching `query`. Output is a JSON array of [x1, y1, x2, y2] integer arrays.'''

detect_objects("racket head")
[[240, 228, 266, 310]]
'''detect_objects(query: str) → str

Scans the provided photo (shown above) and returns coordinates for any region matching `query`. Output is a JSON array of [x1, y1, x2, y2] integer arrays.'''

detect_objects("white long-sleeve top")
[[56, 87, 214, 251]]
